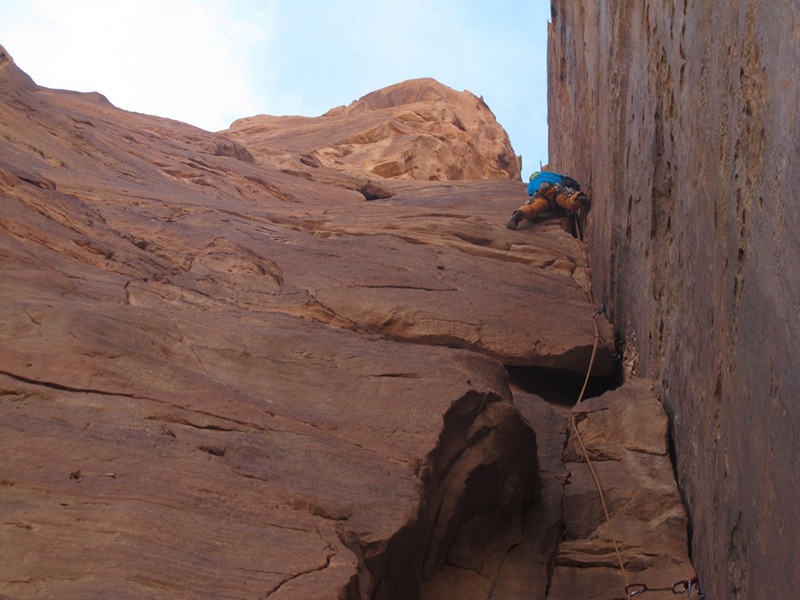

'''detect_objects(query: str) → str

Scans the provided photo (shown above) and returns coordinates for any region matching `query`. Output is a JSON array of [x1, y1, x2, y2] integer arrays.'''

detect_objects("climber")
[[506, 170, 591, 230]]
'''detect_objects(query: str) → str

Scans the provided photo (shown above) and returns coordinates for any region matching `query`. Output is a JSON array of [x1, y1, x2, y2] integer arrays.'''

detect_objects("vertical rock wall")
[[548, 1, 800, 598]]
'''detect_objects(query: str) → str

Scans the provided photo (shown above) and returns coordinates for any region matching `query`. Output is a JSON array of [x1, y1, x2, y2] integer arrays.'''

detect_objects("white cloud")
[[1, 0, 277, 131]]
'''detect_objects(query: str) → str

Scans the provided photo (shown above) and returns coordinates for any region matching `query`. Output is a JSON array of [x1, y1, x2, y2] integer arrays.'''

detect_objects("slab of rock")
[[0, 46, 614, 599], [0, 48, 614, 377], [0, 316, 538, 600]]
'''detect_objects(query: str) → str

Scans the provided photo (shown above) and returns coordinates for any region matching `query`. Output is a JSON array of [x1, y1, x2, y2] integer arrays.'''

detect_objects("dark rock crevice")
[[363, 391, 541, 600], [0, 369, 139, 399], [505, 365, 622, 407]]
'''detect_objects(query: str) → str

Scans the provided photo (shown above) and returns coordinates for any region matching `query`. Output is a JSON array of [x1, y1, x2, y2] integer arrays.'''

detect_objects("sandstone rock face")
[[553, 379, 695, 600], [0, 46, 616, 599], [493, 379, 696, 600], [548, 2, 800, 597], [227, 78, 521, 182]]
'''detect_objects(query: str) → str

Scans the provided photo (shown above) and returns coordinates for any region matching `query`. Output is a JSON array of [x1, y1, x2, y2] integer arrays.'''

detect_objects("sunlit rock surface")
[[226, 78, 521, 182], [0, 45, 624, 599]]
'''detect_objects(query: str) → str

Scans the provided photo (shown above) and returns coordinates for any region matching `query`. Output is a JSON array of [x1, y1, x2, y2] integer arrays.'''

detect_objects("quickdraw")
[[625, 577, 704, 598]]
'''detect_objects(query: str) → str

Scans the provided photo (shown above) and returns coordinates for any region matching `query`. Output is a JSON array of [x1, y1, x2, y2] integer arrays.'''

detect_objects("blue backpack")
[[527, 171, 581, 196]]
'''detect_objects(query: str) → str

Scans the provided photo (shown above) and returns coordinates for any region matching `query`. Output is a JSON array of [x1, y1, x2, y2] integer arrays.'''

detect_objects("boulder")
[[359, 179, 394, 200]]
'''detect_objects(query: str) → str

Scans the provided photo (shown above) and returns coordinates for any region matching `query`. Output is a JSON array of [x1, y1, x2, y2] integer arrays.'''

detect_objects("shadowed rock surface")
[[552, 379, 694, 600], [549, 1, 800, 597]]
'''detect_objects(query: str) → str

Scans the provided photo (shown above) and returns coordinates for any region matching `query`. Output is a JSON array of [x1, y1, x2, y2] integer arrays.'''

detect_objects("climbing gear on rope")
[[626, 577, 704, 598], [573, 212, 584, 243]]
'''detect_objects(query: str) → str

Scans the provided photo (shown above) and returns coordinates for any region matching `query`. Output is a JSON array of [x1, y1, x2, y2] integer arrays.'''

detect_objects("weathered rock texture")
[[227, 78, 521, 182], [553, 379, 694, 600], [0, 45, 616, 599], [549, 1, 800, 598]]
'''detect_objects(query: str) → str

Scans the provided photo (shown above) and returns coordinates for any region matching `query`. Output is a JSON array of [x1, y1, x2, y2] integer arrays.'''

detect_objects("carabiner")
[[625, 583, 648, 596], [671, 580, 690, 595], [625, 579, 698, 597]]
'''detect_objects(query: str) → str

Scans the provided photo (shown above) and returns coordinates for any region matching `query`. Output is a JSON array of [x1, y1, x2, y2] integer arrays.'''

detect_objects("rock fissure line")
[[357, 284, 457, 292], [172, 324, 217, 382], [144, 415, 242, 433], [301, 291, 373, 332], [261, 549, 335, 599], [0, 370, 138, 399]]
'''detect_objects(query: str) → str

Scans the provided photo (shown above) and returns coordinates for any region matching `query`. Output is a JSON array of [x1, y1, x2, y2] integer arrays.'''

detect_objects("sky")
[[0, 0, 551, 178]]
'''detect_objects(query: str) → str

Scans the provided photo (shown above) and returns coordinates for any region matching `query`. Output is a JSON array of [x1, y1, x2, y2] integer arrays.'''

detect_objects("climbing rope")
[[570, 307, 630, 592], [570, 212, 702, 599], [571, 206, 630, 590]]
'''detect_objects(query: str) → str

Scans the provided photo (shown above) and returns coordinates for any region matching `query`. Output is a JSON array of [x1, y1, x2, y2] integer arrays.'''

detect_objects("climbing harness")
[[626, 577, 704, 598], [571, 220, 702, 599]]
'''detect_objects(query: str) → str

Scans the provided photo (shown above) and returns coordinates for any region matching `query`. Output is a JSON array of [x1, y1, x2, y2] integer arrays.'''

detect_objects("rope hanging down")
[[570, 308, 630, 590], [570, 213, 702, 599]]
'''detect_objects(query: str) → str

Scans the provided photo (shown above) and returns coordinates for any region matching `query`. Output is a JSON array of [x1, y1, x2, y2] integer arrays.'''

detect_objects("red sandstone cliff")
[[548, 2, 800, 598], [0, 32, 698, 598], [0, 43, 610, 599]]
